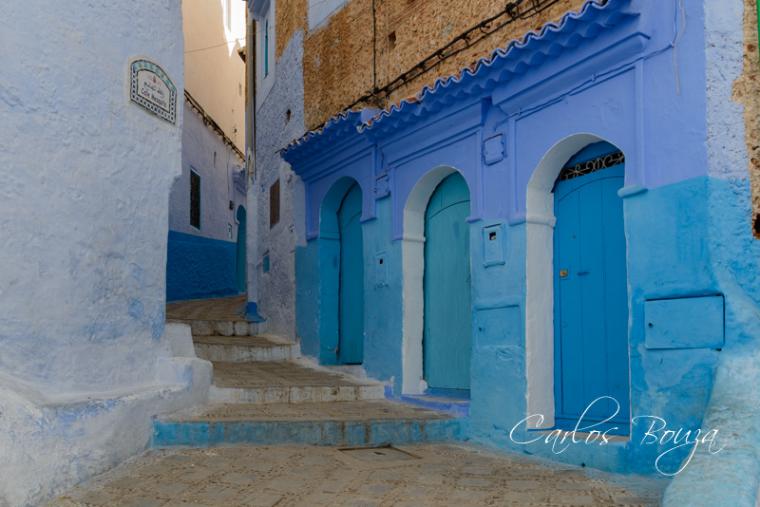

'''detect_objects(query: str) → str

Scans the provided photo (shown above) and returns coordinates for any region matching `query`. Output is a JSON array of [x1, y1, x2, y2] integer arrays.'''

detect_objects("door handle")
[[577, 270, 590, 276]]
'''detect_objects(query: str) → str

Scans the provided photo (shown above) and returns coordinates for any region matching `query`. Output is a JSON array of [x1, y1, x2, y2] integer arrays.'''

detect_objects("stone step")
[[208, 360, 385, 404], [193, 335, 297, 362], [169, 318, 259, 338], [152, 400, 464, 447]]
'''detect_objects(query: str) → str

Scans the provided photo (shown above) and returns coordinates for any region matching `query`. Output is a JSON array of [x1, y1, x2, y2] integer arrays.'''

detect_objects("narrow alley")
[[3, 0, 760, 506]]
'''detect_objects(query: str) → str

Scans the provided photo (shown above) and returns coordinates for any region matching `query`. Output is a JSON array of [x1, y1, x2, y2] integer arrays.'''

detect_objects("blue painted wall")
[[166, 230, 240, 301], [296, 197, 405, 389], [286, 1, 760, 499]]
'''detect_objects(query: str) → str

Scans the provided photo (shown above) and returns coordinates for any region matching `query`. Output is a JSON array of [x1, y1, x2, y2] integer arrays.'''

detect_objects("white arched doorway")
[[400, 165, 473, 395], [525, 133, 631, 431]]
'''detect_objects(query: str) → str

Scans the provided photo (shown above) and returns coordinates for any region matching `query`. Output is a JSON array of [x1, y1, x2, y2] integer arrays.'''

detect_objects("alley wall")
[[289, 0, 588, 129], [0, 2, 210, 505]]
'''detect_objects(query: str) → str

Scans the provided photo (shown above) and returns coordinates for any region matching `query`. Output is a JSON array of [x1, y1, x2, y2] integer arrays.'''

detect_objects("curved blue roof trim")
[[281, 109, 378, 168], [281, 0, 636, 165]]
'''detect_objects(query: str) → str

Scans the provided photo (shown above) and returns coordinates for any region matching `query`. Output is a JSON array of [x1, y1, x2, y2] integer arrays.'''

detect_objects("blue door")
[[553, 150, 629, 434], [423, 173, 472, 392], [236, 206, 247, 293], [337, 184, 364, 364]]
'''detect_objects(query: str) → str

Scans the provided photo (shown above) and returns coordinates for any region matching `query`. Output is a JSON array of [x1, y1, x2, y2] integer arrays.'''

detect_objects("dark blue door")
[[553, 160, 629, 434], [424, 173, 472, 391], [236, 206, 247, 294], [337, 184, 364, 364]]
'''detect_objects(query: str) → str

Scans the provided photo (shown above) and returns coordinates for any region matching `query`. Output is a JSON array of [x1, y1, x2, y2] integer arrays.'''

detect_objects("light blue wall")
[[356, 198, 404, 390], [466, 176, 726, 474], [296, 195, 404, 385], [287, 1, 760, 500]]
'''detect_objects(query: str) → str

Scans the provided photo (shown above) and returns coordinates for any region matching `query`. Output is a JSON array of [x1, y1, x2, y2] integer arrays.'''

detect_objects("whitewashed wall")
[[169, 101, 246, 242], [0, 2, 210, 505], [250, 29, 307, 341]]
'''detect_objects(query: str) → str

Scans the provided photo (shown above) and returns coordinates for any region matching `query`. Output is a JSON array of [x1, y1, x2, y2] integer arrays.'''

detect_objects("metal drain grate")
[[339, 446, 419, 462]]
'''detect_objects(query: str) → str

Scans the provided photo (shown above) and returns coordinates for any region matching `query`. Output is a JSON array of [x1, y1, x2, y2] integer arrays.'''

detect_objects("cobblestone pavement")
[[51, 444, 665, 507], [166, 296, 247, 321]]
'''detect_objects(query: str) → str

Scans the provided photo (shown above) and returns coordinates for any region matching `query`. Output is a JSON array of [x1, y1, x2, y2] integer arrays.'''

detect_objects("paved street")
[[51, 444, 665, 506]]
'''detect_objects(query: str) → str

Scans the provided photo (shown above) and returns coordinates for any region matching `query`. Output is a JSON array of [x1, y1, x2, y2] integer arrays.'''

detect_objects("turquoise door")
[[423, 173, 472, 391], [337, 184, 364, 364], [553, 155, 629, 434], [235, 206, 247, 293]]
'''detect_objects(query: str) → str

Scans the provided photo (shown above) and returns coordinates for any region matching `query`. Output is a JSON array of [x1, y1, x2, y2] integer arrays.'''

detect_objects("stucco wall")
[[251, 0, 595, 335], [171, 2, 248, 302], [299, 0, 587, 129], [0, 2, 210, 505], [251, 31, 307, 340], [286, 4, 760, 503], [259, 0, 588, 130], [183, 0, 247, 151], [662, 1, 760, 505], [734, 0, 760, 235], [170, 102, 246, 242]]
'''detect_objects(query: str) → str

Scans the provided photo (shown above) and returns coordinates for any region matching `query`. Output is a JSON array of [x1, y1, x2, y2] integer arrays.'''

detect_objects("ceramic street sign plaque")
[[130, 59, 177, 124]]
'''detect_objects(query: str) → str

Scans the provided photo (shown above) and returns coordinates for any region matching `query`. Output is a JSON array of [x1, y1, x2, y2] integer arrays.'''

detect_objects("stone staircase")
[[157, 297, 464, 448], [192, 331, 385, 404]]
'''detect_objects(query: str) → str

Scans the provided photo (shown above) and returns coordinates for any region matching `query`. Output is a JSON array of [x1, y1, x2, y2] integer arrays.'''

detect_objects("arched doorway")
[[423, 172, 472, 393], [235, 205, 247, 293], [337, 183, 364, 364], [552, 141, 629, 434]]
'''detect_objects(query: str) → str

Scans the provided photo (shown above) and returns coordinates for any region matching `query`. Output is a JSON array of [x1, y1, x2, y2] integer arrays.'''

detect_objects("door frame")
[[524, 133, 632, 431], [316, 176, 365, 365], [401, 165, 473, 394]]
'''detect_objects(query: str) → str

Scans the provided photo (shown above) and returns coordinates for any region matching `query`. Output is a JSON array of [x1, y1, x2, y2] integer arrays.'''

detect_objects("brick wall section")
[[295, 0, 586, 130], [734, 0, 760, 237]]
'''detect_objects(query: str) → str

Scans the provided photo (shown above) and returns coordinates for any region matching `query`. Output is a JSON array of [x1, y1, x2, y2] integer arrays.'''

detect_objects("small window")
[[264, 19, 270, 77], [190, 171, 201, 229], [269, 178, 280, 228]]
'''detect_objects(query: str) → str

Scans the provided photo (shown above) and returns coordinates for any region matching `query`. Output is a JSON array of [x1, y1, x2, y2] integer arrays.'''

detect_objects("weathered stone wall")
[[298, 0, 587, 129], [734, 0, 760, 236]]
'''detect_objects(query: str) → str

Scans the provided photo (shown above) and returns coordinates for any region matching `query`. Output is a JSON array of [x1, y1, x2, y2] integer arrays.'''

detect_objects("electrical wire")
[[185, 37, 246, 54], [336, 0, 561, 122]]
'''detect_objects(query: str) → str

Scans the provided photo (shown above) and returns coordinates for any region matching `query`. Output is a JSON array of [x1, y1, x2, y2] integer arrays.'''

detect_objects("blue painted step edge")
[[396, 395, 470, 418], [152, 418, 465, 448]]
